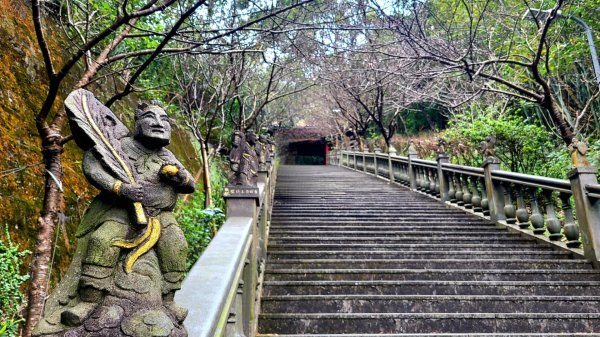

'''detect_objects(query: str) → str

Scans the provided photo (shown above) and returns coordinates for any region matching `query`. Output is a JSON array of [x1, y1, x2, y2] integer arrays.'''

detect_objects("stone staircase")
[[257, 165, 600, 336]]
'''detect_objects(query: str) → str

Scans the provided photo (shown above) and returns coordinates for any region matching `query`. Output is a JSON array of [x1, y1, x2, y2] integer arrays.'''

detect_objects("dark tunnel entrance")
[[285, 140, 328, 165]]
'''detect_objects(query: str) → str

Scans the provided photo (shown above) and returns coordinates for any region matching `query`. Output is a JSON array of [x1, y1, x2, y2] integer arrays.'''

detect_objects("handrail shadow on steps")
[[330, 149, 600, 266], [175, 162, 276, 337]]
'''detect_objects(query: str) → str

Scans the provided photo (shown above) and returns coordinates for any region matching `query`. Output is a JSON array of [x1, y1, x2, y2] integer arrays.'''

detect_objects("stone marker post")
[[483, 158, 505, 223], [437, 154, 450, 202], [408, 141, 418, 190], [223, 186, 259, 336], [569, 166, 600, 264], [388, 146, 396, 183]]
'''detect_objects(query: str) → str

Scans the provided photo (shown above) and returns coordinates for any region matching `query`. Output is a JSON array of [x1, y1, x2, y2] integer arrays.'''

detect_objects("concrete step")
[[268, 236, 535, 244], [266, 258, 591, 270], [269, 225, 498, 230], [260, 294, 600, 313], [268, 230, 527, 237], [270, 220, 494, 225], [267, 243, 556, 252], [262, 280, 600, 296], [264, 268, 600, 282], [258, 165, 597, 335], [258, 312, 600, 334], [266, 250, 573, 260], [257, 332, 600, 337]]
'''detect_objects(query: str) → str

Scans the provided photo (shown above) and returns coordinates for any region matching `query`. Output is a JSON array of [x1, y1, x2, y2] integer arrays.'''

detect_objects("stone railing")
[[175, 162, 276, 337], [330, 149, 600, 264]]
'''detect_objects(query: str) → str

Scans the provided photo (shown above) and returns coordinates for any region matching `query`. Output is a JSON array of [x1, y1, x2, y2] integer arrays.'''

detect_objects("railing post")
[[374, 148, 380, 176], [408, 143, 418, 190], [568, 166, 600, 263], [437, 154, 450, 202], [388, 147, 396, 183], [257, 166, 269, 268], [483, 159, 505, 223], [363, 148, 368, 173], [223, 187, 259, 335]]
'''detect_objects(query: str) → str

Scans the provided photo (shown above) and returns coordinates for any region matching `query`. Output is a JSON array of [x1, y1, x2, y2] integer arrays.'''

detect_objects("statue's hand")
[[120, 183, 144, 202], [160, 162, 185, 184]]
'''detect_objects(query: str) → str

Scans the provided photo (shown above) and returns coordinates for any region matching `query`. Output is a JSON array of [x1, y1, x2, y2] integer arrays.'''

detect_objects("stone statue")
[[229, 131, 258, 186], [481, 135, 498, 162], [408, 140, 417, 156], [437, 138, 447, 155], [255, 134, 268, 169], [34, 89, 195, 337], [266, 137, 276, 161], [569, 137, 591, 168]]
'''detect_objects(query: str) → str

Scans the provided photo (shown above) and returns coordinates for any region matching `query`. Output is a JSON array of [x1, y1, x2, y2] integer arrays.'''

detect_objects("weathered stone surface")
[[33, 90, 194, 337], [258, 165, 600, 335]]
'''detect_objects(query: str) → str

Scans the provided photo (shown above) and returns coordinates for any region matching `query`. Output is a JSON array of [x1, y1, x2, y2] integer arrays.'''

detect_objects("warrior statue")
[[408, 140, 418, 156], [266, 137, 276, 161], [258, 134, 270, 167], [437, 138, 447, 156], [481, 135, 498, 162], [34, 89, 194, 337], [229, 131, 258, 186], [569, 137, 591, 168]]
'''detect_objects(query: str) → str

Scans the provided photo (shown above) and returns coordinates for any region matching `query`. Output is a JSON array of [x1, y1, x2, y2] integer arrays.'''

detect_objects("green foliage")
[[178, 202, 225, 271], [176, 160, 228, 270], [0, 225, 31, 337], [400, 103, 448, 135], [442, 104, 570, 177]]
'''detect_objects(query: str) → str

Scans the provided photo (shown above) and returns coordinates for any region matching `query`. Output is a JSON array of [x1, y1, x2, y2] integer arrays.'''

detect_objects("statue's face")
[[134, 106, 171, 148], [233, 133, 242, 147], [231, 162, 239, 172], [247, 132, 257, 145]]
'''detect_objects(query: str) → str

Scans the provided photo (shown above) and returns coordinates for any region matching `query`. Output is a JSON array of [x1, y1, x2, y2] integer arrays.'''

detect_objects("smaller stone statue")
[[437, 138, 447, 155], [569, 137, 591, 168], [257, 134, 270, 169], [229, 131, 258, 186], [481, 135, 498, 162], [408, 140, 417, 156]]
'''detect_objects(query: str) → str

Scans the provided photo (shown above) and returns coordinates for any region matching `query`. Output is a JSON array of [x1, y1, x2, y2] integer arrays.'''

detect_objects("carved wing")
[[64, 89, 131, 182], [65, 89, 148, 225]]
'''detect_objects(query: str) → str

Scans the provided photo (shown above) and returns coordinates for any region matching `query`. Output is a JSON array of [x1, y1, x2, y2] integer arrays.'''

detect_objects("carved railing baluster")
[[448, 172, 456, 203], [543, 190, 562, 241], [560, 193, 581, 248], [515, 185, 530, 229], [529, 188, 545, 234], [423, 168, 430, 192], [425, 168, 431, 193], [434, 171, 441, 198], [480, 177, 490, 216], [471, 178, 482, 213], [463, 176, 473, 209], [429, 170, 437, 196], [455, 174, 464, 206], [503, 182, 516, 224]]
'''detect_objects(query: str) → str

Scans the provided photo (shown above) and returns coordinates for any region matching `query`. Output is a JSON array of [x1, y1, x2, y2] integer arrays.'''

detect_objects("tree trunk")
[[201, 142, 213, 208], [543, 97, 576, 146], [22, 139, 64, 337]]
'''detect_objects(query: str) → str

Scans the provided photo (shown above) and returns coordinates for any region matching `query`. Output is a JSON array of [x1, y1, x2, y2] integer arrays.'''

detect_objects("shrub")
[[177, 204, 225, 271], [442, 105, 568, 177], [0, 225, 30, 337], [176, 159, 228, 271]]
